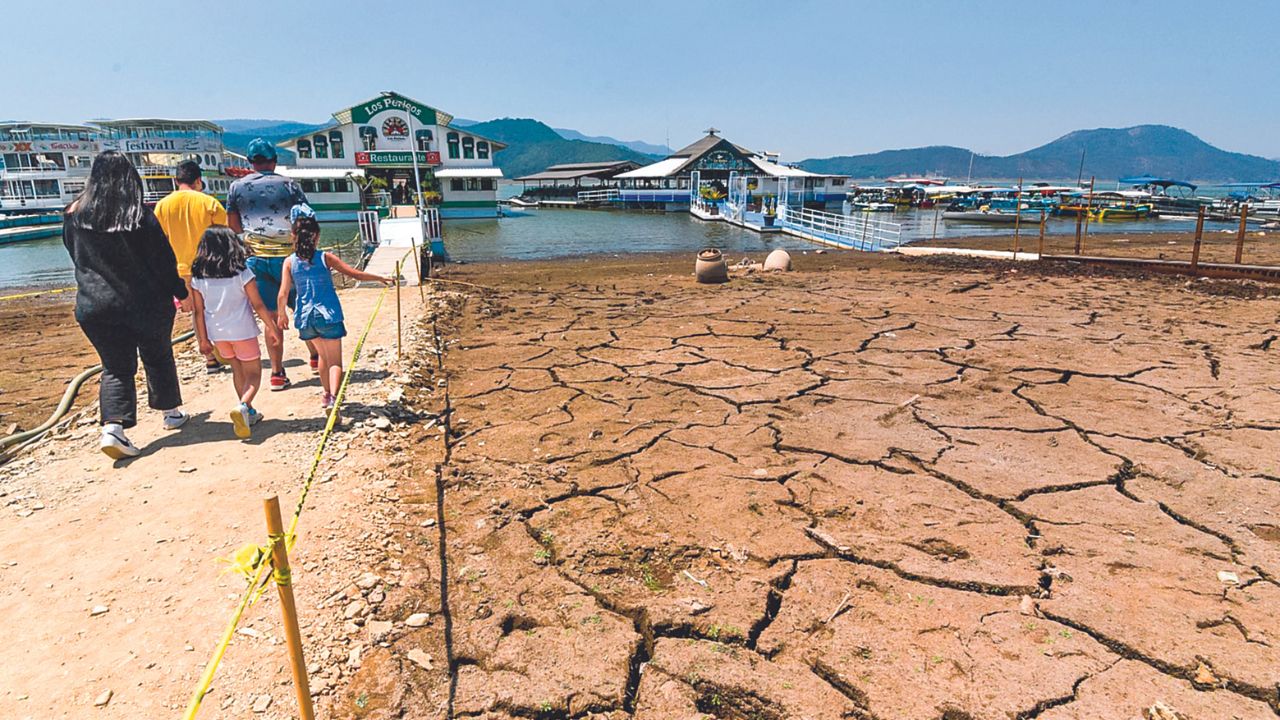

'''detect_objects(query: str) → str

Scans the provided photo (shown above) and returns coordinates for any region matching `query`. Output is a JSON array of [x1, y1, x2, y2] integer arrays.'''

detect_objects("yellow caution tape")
[[182, 279, 394, 720], [0, 286, 75, 302]]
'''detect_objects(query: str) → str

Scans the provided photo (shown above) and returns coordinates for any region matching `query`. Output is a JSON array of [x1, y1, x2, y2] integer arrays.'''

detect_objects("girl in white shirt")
[[190, 227, 276, 438]]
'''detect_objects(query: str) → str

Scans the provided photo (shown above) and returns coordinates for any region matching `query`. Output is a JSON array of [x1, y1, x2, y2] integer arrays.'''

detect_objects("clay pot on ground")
[[764, 248, 793, 271], [695, 248, 730, 284]]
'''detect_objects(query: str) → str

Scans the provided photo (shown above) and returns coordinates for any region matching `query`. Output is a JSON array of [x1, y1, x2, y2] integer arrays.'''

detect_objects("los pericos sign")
[[350, 95, 438, 125]]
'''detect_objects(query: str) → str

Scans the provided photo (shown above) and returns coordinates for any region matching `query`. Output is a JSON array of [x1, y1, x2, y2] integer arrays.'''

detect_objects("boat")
[[0, 122, 101, 213], [943, 206, 1046, 224], [1119, 176, 1212, 217], [0, 223, 61, 244], [0, 212, 61, 230], [93, 119, 246, 204], [1089, 203, 1153, 220], [506, 196, 541, 208], [1086, 191, 1153, 220], [850, 200, 895, 212]]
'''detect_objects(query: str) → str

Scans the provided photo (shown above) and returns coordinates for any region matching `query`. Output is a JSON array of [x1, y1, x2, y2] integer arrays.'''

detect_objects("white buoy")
[[764, 248, 793, 271]]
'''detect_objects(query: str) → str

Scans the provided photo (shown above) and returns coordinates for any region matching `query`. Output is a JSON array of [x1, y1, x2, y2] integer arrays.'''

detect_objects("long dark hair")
[[191, 226, 248, 279], [69, 151, 146, 232], [292, 216, 321, 263]]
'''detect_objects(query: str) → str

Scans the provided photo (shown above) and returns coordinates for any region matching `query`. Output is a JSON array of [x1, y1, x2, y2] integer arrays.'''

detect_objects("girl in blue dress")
[[277, 209, 391, 410]]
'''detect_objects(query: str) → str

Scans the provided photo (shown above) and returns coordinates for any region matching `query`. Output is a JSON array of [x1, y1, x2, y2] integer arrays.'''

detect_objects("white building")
[[276, 91, 506, 220]]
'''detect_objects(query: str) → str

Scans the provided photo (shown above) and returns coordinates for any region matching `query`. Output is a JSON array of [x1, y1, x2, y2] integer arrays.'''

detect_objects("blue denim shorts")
[[298, 320, 347, 341], [247, 255, 295, 313]]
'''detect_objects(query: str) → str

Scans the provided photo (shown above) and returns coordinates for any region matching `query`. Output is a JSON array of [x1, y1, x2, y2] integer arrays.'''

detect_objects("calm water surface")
[[0, 208, 1228, 290]]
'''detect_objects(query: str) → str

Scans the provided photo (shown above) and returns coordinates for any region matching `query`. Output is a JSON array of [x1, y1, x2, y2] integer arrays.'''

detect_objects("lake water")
[[0, 208, 1226, 290]]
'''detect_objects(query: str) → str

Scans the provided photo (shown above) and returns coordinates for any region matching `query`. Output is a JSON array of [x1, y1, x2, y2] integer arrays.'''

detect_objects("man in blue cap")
[[228, 138, 312, 391]]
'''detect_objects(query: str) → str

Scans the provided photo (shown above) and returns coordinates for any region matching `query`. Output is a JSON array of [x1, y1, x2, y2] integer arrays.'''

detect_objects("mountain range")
[[215, 118, 1279, 183], [800, 125, 1280, 183]]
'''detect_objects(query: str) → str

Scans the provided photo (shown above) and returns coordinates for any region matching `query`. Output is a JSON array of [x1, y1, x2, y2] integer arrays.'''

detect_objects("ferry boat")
[[0, 122, 101, 214], [93, 119, 246, 204]]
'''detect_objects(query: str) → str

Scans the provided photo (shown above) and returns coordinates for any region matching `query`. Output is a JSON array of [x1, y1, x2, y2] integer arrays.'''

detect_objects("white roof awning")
[[276, 166, 365, 180], [748, 157, 832, 178], [614, 157, 688, 179], [434, 167, 504, 178]]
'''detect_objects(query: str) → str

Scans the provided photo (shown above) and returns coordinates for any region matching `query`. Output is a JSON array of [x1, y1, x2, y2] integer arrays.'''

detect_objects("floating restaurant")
[[613, 129, 848, 212], [275, 92, 506, 221], [512, 161, 641, 205]]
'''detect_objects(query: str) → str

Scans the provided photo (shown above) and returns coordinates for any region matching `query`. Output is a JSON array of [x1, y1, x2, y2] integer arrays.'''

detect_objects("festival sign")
[[354, 151, 442, 167], [0, 140, 98, 153], [99, 137, 220, 153]]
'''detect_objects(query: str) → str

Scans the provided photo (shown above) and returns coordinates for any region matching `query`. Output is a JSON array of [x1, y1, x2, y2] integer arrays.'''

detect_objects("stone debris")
[[251, 694, 272, 713], [405, 612, 430, 628], [406, 648, 433, 671], [93, 689, 112, 707], [89, 605, 109, 617]]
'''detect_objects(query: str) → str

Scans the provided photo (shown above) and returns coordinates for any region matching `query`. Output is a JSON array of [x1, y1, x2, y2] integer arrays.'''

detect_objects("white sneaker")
[[230, 404, 251, 439], [100, 428, 140, 459], [162, 410, 190, 430]]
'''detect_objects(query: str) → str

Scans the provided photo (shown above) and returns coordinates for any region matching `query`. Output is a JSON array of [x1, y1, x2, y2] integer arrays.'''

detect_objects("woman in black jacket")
[[63, 151, 190, 459]]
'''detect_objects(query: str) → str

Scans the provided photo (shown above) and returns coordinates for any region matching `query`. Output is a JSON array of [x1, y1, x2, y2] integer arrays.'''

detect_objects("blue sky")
[[11, 0, 1279, 160]]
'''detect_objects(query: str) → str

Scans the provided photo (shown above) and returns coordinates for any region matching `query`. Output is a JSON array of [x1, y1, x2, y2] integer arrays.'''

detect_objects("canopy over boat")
[[1119, 176, 1197, 191], [1219, 181, 1280, 189]]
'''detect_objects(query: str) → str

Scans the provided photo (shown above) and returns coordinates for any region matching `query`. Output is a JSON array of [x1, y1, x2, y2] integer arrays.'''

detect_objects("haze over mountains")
[[216, 118, 1279, 183], [801, 125, 1280, 182]]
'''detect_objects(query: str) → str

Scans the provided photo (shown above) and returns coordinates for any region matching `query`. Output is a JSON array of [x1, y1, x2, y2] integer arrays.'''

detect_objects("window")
[[63, 181, 85, 196], [462, 137, 475, 159], [297, 140, 312, 159], [416, 129, 433, 152], [359, 127, 377, 151], [313, 134, 329, 159], [334, 179, 350, 193], [831, 178, 846, 187], [317, 179, 333, 193], [477, 141, 489, 160], [447, 132, 460, 159], [34, 179, 59, 197], [300, 179, 317, 193], [480, 178, 495, 191], [329, 130, 344, 158], [450, 178, 464, 192]]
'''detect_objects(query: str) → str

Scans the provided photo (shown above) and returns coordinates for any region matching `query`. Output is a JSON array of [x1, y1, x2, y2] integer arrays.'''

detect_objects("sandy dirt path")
[[0, 281, 434, 720]]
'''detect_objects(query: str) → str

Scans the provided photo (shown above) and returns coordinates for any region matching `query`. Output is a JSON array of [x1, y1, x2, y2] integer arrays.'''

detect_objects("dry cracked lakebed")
[[332, 253, 1280, 720]]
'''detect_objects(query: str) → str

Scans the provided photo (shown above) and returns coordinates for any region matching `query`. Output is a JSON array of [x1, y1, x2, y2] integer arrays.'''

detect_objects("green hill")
[[802, 125, 1280, 183], [462, 118, 660, 178]]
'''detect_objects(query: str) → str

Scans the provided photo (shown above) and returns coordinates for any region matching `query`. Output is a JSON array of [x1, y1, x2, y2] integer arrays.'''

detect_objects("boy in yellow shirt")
[[154, 160, 228, 372]]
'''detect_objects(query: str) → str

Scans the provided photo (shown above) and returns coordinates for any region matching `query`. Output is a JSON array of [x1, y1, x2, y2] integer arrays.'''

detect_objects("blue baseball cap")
[[246, 138, 277, 162], [290, 203, 316, 223]]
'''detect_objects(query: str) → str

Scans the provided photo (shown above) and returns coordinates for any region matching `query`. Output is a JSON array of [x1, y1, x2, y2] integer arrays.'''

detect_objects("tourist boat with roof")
[[92, 119, 246, 204], [0, 122, 101, 215], [1119, 176, 1211, 217]]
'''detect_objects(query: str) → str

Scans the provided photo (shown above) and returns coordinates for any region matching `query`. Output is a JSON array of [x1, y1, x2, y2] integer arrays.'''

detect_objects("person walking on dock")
[[154, 159, 227, 374], [226, 138, 313, 391], [62, 151, 190, 459]]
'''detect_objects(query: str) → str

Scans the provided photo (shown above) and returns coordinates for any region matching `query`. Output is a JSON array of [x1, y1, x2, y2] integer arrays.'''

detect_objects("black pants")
[[79, 313, 182, 429]]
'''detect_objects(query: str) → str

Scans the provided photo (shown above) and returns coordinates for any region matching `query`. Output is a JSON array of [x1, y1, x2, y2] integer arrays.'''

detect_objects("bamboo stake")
[[1235, 204, 1248, 264], [1191, 206, 1205, 270], [1081, 176, 1095, 252], [1012, 177, 1023, 258], [395, 260, 403, 360], [263, 495, 315, 720], [409, 238, 426, 303], [1074, 212, 1083, 255], [931, 203, 940, 241], [1038, 210, 1047, 257]]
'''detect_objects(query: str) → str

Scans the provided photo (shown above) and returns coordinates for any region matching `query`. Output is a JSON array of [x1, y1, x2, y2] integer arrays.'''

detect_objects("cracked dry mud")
[[336, 253, 1280, 719]]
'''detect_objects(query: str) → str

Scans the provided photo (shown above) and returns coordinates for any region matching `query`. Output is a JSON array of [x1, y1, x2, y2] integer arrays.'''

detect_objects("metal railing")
[[780, 206, 902, 251], [576, 188, 619, 203]]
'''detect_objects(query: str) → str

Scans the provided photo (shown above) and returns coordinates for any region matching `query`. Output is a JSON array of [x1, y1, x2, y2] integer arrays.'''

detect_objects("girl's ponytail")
[[292, 215, 321, 262]]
